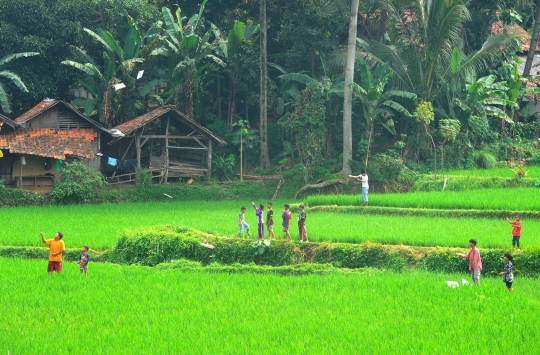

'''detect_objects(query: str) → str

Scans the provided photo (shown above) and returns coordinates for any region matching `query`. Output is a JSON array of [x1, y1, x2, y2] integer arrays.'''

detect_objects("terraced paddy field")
[[1, 258, 539, 355], [2, 199, 539, 249]]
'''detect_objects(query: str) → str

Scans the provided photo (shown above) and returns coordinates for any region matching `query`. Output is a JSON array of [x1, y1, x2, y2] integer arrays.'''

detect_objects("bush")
[[50, 161, 108, 204], [474, 150, 496, 169]]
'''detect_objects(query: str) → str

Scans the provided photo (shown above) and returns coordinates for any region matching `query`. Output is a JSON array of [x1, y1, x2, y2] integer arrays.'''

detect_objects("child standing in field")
[[282, 204, 292, 240], [267, 201, 275, 239], [236, 206, 251, 238], [499, 252, 514, 292], [298, 204, 308, 243], [40, 231, 65, 276], [79, 246, 90, 275], [456, 239, 482, 285], [252, 202, 265, 239], [507, 215, 522, 249]]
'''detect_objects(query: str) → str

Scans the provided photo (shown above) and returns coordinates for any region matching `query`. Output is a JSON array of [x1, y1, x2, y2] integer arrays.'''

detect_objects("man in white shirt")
[[349, 170, 369, 207]]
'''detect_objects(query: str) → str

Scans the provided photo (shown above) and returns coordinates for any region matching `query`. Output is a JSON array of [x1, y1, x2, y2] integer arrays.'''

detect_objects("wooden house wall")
[[12, 155, 59, 187]]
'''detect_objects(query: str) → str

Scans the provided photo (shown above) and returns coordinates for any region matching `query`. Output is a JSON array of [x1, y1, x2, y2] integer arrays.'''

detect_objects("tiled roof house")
[[0, 99, 107, 187]]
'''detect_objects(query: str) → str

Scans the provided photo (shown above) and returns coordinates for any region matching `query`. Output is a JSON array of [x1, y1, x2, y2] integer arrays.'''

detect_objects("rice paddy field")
[[2, 199, 539, 249], [306, 187, 540, 211], [2, 257, 539, 355], [444, 166, 540, 178]]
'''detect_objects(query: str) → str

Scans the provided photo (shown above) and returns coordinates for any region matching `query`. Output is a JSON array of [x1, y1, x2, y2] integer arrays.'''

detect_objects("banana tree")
[[350, 59, 416, 168], [147, 2, 225, 120], [0, 52, 39, 114], [62, 17, 154, 124]]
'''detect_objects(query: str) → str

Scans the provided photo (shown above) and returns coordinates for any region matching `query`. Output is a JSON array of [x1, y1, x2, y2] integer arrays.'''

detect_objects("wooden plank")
[[193, 137, 207, 149], [207, 139, 212, 179], [164, 116, 170, 183], [140, 135, 206, 139], [166, 146, 208, 150]]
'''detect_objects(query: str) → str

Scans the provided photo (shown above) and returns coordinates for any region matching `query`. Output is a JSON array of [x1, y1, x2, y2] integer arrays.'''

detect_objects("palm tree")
[[349, 59, 416, 167], [0, 52, 39, 114], [149, 2, 225, 120], [358, 0, 519, 103], [225, 21, 260, 131], [63, 17, 154, 124]]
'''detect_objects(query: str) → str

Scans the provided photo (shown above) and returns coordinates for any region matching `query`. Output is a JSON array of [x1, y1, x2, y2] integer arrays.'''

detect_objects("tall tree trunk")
[[182, 79, 195, 120], [227, 77, 237, 131], [524, 0, 540, 77], [259, 0, 270, 169], [342, 0, 359, 175], [364, 116, 374, 168], [217, 67, 222, 120]]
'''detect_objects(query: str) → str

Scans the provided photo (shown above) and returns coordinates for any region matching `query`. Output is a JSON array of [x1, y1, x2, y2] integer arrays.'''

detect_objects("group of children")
[[456, 238, 515, 291], [454, 213, 521, 292], [236, 202, 309, 242], [40, 231, 90, 276]]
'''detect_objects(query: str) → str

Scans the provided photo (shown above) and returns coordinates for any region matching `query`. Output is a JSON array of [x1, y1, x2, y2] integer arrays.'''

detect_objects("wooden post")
[[164, 116, 170, 183], [136, 133, 141, 169], [207, 139, 212, 179]]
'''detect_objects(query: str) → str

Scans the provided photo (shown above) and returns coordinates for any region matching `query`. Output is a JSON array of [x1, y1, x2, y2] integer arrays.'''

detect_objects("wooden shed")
[[0, 99, 108, 187], [104, 106, 226, 183]]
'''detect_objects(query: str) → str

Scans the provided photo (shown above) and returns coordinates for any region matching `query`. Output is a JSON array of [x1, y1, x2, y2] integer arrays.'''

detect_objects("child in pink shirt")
[[456, 238, 482, 285]]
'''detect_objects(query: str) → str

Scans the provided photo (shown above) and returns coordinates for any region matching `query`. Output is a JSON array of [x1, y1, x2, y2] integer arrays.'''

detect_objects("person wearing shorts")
[[236, 206, 251, 238], [499, 252, 514, 291], [41, 231, 65, 276], [79, 245, 90, 275], [282, 204, 292, 240], [456, 238, 482, 285], [266, 201, 275, 239]]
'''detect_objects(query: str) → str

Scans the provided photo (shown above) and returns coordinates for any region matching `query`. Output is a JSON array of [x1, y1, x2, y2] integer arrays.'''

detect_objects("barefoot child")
[[499, 253, 514, 292], [40, 231, 65, 276], [235, 206, 251, 238], [298, 204, 308, 243], [282, 204, 292, 240], [266, 201, 275, 239], [79, 246, 90, 275], [506, 215, 522, 249], [456, 239, 482, 285], [252, 202, 265, 239]]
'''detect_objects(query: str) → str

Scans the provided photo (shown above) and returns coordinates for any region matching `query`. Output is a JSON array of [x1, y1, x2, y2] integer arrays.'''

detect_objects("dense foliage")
[[0, 0, 539, 184]]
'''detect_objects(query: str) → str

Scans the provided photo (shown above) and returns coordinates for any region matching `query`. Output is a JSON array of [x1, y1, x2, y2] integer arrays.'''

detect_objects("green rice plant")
[[306, 188, 540, 211], [2, 197, 540, 250], [1, 258, 539, 354], [474, 150, 497, 169]]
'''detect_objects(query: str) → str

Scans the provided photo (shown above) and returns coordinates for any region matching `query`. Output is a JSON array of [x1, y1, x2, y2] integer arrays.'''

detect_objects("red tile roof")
[[0, 128, 98, 159], [112, 106, 226, 145]]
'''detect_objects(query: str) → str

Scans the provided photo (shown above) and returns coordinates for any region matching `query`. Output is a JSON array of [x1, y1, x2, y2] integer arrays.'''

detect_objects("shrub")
[[50, 161, 108, 204], [474, 150, 496, 169], [136, 168, 153, 187]]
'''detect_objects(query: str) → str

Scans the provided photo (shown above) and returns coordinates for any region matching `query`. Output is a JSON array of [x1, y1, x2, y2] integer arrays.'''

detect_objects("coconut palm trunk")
[[342, 0, 360, 175], [524, 0, 540, 77]]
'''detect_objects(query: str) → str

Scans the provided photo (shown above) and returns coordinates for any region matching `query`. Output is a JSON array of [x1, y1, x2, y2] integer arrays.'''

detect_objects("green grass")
[[444, 166, 540, 178], [1, 199, 538, 249], [2, 258, 539, 354], [306, 188, 540, 211]]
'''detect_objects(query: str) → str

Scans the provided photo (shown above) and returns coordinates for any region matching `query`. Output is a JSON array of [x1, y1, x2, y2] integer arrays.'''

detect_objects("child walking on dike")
[[298, 204, 308, 243], [41, 231, 65, 276], [499, 253, 514, 292], [252, 202, 265, 239], [282, 204, 292, 240], [236, 206, 251, 238], [507, 215, 522, 249], [267, 201, 275, 239], [79, 245, 90, 275], [456, 239, 482, 285], [456, 239, 482, 286]]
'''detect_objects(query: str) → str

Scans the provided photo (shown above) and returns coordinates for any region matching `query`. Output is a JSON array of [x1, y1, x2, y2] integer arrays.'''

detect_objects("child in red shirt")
[[506, 215, 522, 249]]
